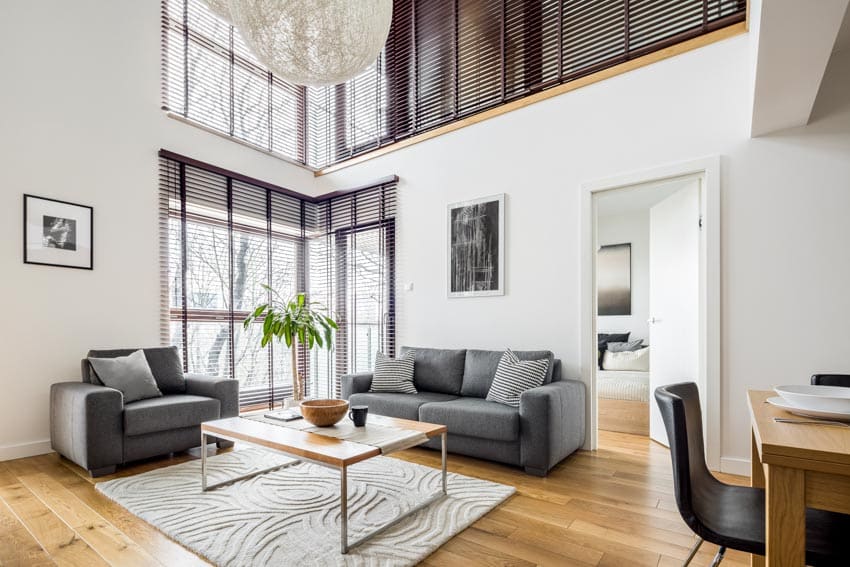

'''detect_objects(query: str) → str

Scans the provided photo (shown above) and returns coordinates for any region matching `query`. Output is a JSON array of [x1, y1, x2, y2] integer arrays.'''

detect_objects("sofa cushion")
[[348, 392, 458, 421], [123, 395, 220, 436], [87, 347, 186, 394], [419, 397, 519, 442], [400, 346, 466, 395], [461, 349, 555, 398], [370, 351, 417, 394]]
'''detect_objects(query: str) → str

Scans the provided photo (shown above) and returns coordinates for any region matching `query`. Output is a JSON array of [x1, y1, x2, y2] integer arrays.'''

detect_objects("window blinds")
[[159, 150, 397, 407], [162, 0, 746, 169]]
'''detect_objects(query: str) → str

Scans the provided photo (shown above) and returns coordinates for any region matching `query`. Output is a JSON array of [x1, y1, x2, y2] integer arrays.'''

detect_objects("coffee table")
[[200, 414, 448, 554]]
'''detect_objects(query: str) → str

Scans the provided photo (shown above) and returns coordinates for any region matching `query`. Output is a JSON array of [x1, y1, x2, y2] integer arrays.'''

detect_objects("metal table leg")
[[201, 431, 208, 491], [340, 466, 349, 553], [441, 431, 447, 495]]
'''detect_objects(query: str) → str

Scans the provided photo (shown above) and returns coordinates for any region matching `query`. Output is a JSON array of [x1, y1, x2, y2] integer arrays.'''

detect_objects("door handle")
[[648, 317, 660, 324]]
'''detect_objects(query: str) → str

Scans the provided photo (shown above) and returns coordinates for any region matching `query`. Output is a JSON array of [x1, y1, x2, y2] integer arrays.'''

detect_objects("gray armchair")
[[50, 347, 238, 477]]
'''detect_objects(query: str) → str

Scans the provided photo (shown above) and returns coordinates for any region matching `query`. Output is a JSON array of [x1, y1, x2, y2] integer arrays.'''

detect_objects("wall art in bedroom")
[[598, 243, 631, 315], [448, 193, 504, 297], [23, 194, 93, 270]]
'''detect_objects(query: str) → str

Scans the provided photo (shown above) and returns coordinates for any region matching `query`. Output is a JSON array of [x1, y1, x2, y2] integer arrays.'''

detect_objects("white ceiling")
[[596, 176, 697, 218]]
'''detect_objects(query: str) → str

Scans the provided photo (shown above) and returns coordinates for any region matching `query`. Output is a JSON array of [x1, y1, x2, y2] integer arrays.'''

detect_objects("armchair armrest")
[[50, 382, 123, 473], [340, 372, 373, 399], [519, 379, 586, 476], [185, 374, 239, 418]]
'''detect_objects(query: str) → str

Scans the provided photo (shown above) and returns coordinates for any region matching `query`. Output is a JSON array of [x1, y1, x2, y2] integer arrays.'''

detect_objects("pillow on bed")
[[607, 339, 644, 352], [597, 332, 630, 368], [602, 347, 650, 372]]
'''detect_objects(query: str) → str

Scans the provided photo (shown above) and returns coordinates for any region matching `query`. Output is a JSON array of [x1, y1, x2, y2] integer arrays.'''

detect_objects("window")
[[159, 151, 397, 407], [163, 0, 746, 169]]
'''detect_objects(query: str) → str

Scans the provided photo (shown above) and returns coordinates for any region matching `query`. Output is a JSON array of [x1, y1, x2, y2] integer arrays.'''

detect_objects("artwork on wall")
[[448, 193, 505, 297], [597, 243, 631, 315], [23, 194, 93, 270]]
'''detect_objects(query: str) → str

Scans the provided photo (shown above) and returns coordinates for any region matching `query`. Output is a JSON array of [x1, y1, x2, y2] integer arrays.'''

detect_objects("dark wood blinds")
[[162, 1, 746, 169], [159, 150, 397, 407]]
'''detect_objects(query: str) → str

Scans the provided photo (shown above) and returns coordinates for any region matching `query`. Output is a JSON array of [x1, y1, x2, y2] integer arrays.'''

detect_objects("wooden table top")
[[748, 390, 850, 474], [202, 413, 446, 468]]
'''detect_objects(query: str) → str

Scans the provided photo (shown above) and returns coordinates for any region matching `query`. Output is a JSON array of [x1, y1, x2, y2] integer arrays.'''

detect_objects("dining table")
[[748, 389, 850, 566]]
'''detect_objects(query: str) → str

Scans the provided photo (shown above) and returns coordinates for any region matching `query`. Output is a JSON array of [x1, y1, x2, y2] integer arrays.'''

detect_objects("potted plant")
[[244, 285, 338, 407]]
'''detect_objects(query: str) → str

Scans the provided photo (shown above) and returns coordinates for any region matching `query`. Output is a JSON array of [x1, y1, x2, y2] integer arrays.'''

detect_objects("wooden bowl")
[[300, 399, 349, 427]]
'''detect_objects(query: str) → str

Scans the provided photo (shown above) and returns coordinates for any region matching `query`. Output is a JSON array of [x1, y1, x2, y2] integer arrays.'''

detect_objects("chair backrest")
[[654, 382, 720, 533], [811, 374, 850, 387]]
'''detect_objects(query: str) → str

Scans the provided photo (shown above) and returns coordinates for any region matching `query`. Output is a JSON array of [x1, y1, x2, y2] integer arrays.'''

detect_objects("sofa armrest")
[[519, 379, 586, 476], [185, 374, 239, 418], [50, 382, 124, 472], [340, 372, 373, 399]]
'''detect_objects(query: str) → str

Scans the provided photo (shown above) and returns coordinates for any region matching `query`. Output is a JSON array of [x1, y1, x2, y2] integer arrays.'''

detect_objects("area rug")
[[96, 449, 514, 566]]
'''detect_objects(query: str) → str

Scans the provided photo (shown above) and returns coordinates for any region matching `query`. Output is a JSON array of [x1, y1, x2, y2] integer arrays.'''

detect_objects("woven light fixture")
[[204, 0, 393, 87]]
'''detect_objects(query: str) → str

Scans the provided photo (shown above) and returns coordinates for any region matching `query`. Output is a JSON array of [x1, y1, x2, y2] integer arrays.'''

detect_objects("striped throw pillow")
[[369, 350, 417, 394], [486, 349, 549, 407]]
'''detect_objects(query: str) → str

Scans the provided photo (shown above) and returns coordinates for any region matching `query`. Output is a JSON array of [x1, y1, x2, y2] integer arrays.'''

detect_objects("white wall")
[[316, 37, 850, 470], [0, 0, 315, 459], [597, 211, 650, 342]]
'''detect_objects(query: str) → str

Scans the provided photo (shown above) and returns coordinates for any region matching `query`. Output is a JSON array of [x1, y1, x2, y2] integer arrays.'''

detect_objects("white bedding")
[[597, 370, 650, 402]]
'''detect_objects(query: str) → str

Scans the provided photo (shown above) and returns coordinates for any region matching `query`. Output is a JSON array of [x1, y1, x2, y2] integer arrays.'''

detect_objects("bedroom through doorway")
[[594, 175, 702, 446]]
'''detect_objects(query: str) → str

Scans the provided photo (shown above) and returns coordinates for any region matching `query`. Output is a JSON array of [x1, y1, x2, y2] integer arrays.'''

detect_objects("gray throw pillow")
[[370, 351, 417, 394], [486, 349, 549, 408], [607, 339, 644, 352], [88, 350, 163, 403]]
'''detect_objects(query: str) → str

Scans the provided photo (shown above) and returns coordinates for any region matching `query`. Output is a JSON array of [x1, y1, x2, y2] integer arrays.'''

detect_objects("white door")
[[648, 180, 701, 446]]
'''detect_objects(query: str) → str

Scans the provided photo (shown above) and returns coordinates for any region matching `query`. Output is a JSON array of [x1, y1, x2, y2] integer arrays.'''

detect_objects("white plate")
[[774, 385, 850, 413], [767, 396, 850, 422]]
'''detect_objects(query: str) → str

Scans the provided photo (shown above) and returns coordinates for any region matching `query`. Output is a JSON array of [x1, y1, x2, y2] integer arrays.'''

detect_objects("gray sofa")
[[50, 347, 238, 477], [341, 347, 585, 476]]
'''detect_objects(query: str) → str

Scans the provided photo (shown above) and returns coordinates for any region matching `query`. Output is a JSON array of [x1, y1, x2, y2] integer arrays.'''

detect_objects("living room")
[[2, 0, 850, 565]]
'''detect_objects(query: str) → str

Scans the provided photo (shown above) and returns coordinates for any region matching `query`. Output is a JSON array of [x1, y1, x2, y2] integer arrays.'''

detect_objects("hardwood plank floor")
[[0, 431, 749, 566]]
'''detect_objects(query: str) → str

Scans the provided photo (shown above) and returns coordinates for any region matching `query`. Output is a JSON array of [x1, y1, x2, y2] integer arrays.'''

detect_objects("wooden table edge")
[[202, 415, 446, 468]]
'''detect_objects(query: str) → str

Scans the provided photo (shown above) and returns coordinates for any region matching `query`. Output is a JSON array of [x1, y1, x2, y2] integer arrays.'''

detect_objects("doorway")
[[580, 157, 721, 470]]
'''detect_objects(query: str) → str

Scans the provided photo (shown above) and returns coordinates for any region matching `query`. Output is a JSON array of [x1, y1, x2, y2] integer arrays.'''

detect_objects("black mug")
[[349, 405, 368, 427]]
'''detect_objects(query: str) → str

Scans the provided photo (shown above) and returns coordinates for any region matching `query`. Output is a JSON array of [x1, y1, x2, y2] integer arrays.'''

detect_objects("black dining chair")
[[655, 382, 850, 566], [811, 374, 850, 387]]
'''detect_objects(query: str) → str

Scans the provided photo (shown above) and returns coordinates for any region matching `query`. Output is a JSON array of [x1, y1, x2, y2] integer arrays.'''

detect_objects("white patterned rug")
[[96, 449, 514, 566]]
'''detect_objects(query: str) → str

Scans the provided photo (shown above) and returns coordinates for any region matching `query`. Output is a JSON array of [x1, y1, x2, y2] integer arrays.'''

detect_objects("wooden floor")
[[0, 431, 751, 566]]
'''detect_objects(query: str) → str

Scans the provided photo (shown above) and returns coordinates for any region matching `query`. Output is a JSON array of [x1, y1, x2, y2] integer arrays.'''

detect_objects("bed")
[[597, 369, 650, 436]]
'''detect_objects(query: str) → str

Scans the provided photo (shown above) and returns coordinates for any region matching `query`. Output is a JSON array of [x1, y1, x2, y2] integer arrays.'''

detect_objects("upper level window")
[[162, 0, 747, 170]]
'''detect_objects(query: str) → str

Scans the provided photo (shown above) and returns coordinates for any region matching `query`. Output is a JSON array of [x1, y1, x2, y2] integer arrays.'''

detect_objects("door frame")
[[580, 156, 721, 471]]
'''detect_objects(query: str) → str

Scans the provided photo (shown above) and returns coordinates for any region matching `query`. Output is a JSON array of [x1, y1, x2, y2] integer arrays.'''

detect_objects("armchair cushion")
[[123, 395, 220, 436], [87, 350, 162, 403], [86, 346, 186, 394], [419, 397, 519, 442]]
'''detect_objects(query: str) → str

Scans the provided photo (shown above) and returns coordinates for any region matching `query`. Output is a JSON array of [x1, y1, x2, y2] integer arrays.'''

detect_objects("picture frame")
[[23, 194, 93, 270], [597, 242, 631, 316], [447, 193, 505, 298]]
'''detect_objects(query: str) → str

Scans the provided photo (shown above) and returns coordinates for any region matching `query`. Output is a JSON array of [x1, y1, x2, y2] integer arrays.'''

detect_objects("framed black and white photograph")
[[24, 194, 93, 270], [448, 193, 505, 298], [597, 243, 631, 315]]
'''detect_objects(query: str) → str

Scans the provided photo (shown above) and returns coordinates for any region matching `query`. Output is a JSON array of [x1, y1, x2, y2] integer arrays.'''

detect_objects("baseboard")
[[720, 456, 751, 477], [0, 439, 54, 461]]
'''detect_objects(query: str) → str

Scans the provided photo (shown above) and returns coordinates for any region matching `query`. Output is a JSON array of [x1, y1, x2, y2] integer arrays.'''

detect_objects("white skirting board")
[[0, 439, 53, 461], [720, 456, 751, 477]]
